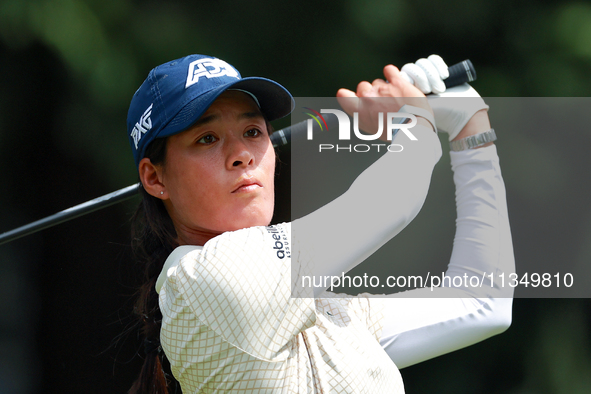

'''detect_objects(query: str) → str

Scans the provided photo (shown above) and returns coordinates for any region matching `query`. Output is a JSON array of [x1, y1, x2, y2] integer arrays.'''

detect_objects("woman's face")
[[157, 90, 276, 245]]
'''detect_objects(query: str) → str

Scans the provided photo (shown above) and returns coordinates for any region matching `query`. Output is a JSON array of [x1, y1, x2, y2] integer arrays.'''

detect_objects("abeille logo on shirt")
[[185, 58, 239, 88], [265, 226, 290, 260]]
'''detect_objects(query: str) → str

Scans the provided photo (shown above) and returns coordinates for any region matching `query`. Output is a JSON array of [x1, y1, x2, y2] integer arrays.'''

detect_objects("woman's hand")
[[336, 65, 435, 138], [427, 84, 490, 141], [397, 54, 491, 142]]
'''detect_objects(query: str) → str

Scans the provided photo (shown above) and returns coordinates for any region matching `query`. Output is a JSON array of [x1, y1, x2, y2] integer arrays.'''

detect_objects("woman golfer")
[[126, 54, 513, 393]]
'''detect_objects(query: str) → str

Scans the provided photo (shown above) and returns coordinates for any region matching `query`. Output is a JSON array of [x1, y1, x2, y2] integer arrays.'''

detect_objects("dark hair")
[[128, 137, 178, 394]]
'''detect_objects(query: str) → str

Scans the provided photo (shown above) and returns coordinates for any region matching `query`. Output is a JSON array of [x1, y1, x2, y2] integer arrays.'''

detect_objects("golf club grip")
[[270, 59, 476, 148], [444, 59, 476, 88]]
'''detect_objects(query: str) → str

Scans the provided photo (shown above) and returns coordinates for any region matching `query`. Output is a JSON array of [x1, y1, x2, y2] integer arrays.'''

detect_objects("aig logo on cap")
[[185, 58, 240, 88]]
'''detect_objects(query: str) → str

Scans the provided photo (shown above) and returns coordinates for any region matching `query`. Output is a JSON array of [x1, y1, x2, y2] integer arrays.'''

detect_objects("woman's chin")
[[221, 211, 273, 232]]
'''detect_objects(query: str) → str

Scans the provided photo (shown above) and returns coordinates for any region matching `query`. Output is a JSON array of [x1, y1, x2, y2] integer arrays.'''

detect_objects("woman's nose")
[[226, 138, 254, 169]]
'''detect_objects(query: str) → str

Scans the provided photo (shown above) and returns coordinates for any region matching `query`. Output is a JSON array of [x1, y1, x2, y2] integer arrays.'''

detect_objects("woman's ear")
[[138, 158, 168, 199]]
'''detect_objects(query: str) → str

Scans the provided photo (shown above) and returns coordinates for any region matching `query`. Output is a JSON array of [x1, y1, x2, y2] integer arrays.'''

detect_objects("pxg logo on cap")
[[130, 104, 153, 150]]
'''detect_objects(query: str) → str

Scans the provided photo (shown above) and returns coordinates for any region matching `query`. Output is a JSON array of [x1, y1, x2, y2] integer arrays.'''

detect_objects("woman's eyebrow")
[[238, 111, 265, 121], [192, 113, 219, 128], [193, 111, 264, 128]]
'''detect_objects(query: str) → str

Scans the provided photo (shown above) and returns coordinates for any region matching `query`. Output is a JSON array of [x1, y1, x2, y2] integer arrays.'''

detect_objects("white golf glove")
[[401, 55, 489, 141]]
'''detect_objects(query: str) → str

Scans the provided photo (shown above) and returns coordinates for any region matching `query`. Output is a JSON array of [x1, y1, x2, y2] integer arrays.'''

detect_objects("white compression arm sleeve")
[[379, 144, 515, 368]]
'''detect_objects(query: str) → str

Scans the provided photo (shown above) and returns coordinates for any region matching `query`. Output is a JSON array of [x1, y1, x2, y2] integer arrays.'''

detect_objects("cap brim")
[[232, 77, 294, 121], [158, 77, 294, 140]]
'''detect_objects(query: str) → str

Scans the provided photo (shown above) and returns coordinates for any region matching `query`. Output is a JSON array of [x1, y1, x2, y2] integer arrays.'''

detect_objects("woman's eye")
[[197, 134, 217, 144], [244, 128, 262, 138]]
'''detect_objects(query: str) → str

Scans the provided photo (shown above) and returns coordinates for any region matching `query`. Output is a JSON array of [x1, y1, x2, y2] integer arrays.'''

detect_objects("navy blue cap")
[[127, 54, 294, 167]]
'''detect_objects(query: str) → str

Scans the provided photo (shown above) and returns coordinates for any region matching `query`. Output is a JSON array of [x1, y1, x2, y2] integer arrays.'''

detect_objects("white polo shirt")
[[156, 223, 404, 393]]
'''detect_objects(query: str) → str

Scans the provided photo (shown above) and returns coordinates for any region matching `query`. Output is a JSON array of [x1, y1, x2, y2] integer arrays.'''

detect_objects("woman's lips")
[[232, 178, 262, 193]]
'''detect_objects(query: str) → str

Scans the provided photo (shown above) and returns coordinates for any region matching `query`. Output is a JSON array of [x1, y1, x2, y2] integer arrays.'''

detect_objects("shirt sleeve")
[[169, 223, 316, 361], [378, 144, 515, 368]]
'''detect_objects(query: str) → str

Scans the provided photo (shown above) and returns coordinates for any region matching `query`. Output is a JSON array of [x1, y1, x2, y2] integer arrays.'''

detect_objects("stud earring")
[[160, 191, 164, 195]]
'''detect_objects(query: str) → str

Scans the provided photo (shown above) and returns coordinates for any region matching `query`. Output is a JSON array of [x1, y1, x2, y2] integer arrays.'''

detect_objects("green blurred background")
[[1, 0, 590, 393]]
